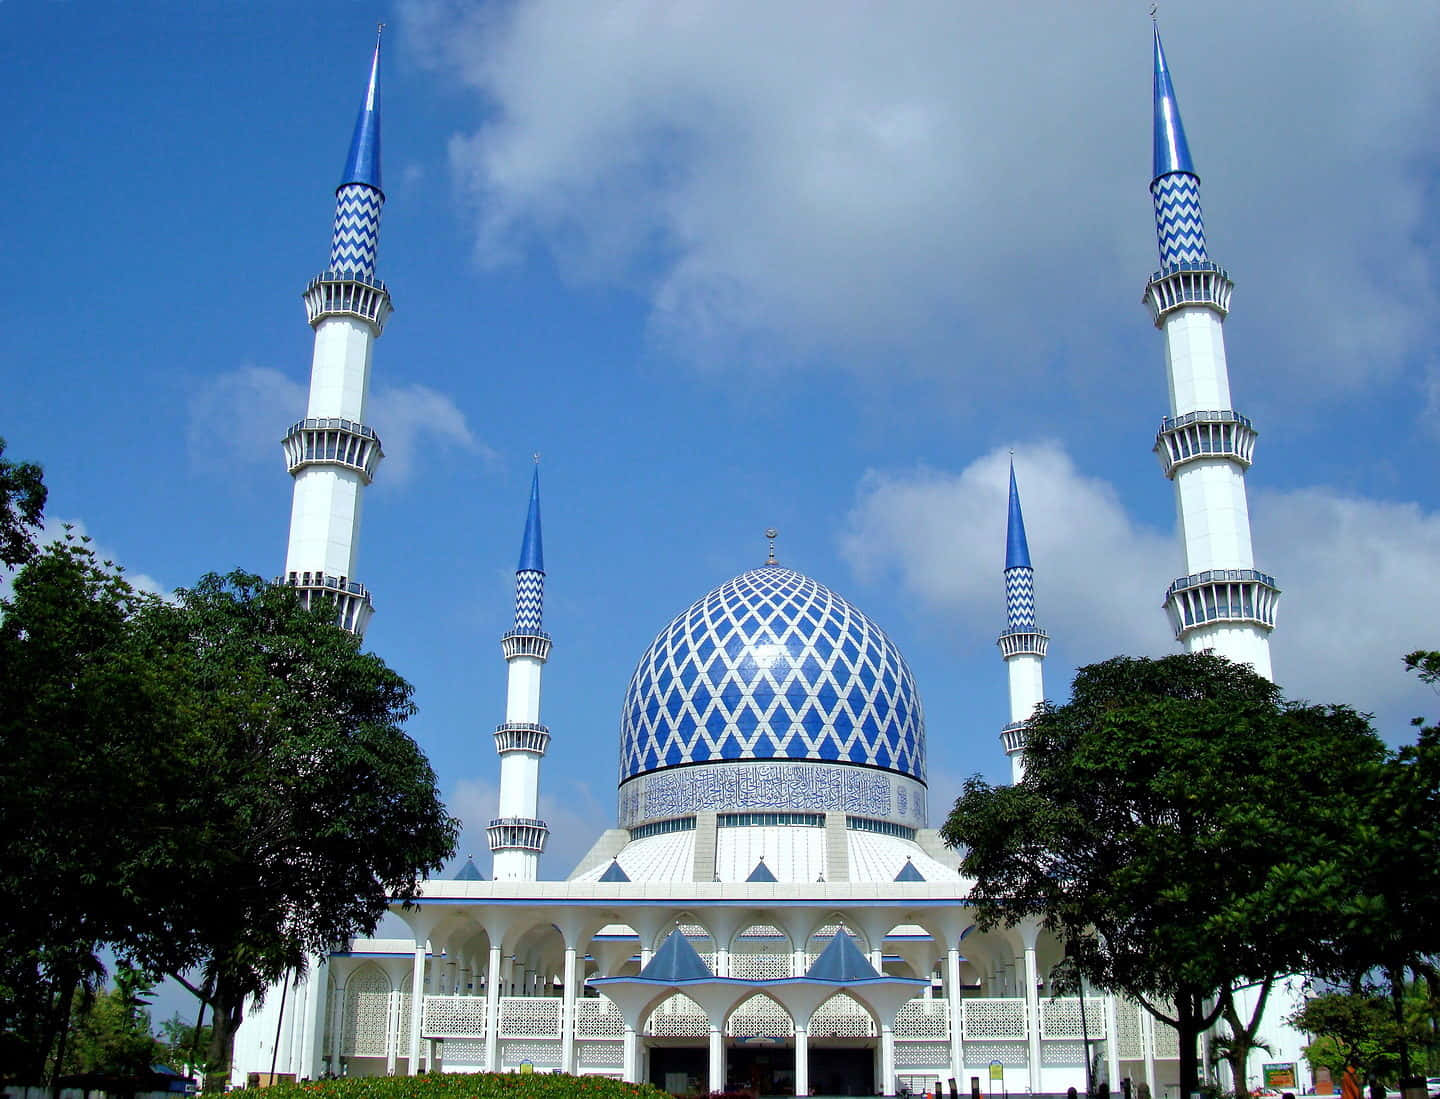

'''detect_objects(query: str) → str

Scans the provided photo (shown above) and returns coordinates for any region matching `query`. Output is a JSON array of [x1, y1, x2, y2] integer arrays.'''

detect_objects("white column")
[[1142, 1011, 1157, 1099], [485, 945, 503, 1072], [561, 945, 578, 1074], [795, 1022, 810, 1098], [1105, 995, 1122, 1090], [948, 947, 965, 1086], [385, 990, 399, 1075], [1024, 943, 1042, 1096], [708, 1024, 725, 1094], [880, 1023, 897, 1096], [408, 942, 426, 1074], [622, 1025, 638, 1084]]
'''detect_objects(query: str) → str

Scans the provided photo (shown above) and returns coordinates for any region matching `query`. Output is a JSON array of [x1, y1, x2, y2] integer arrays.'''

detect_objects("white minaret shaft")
[[997, 463, 1047, 783], [1146, 26, 1277, 679], [281, 36, 391, 636], [488, 466, 552, 881]]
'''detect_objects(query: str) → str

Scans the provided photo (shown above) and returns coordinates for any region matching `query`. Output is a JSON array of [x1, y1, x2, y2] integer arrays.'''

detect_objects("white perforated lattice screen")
[[342, 968, 391, 1058], [963, 998, 1027, 1040], [498, 997, 562, 1037], [1040, 997, 1108, 1038], [895, 998, 949, 1039], [1114, 1001, 1144, 1060], [1041, 1039, 1093, 1066], [577, 1041, 624, 1068], [422, 995, 487, 1038], [576, 997, 625, 1038], [646, 993, 708, 1038], [500, 1040, 562, 1068], [727, 995, 793, 1037], [811, 993, 876, 1038], [964, 1040, 1028, 1067]]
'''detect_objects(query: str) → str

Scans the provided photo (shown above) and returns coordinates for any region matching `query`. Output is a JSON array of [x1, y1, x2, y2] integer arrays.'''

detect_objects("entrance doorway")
[[648, 1046, 707, 1095], [806, 1046, 877, 1097], [728, 1045, 795, 1095]]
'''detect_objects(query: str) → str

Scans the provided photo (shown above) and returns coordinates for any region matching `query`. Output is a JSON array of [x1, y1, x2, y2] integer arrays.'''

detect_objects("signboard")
[[990, 1062, 1005, 1082], [518, 1061, 534, 1075], [1263, 1064, 1297, 1090]]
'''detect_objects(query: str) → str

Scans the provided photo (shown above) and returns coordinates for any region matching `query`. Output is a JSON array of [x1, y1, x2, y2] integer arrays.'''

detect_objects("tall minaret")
[[487, 464, 552, 880], [280, 31, 391, 636], [1145, 25, 1278, 679], [997, 462, 1047, 783]]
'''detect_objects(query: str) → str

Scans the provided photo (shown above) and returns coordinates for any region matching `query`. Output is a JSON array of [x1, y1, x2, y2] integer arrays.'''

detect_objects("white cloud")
[[448, 774, 612, 881], [187, 368, 489, 485], [406, 0, 1439, 389], [842, 445, 1440, 739]]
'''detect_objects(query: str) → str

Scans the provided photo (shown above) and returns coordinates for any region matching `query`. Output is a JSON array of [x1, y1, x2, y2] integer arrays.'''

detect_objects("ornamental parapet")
[[1164, 568, 1279, 640], [1144, 261, 1232, 325], [501, 629, 552, 662], [304, 271, 393, 331], [486, 816, 550, 854], [1154, 409, 1255, 478], [1000, 720, 1028, 756], [494, 721, 551, 756], [278, 570, 373, 636], [282, 417, 384, 483], [997, 628, 1049, 658]]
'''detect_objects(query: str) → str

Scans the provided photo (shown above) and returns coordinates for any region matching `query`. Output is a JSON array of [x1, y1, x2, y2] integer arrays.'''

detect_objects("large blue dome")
[[618, 565, 927, 787]]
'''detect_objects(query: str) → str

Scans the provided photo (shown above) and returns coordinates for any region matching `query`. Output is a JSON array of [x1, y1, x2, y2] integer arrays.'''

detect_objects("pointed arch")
[[726, 989, 794, 1038]]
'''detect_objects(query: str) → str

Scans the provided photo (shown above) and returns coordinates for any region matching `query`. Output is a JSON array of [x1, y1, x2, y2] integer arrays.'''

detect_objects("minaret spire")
[[997, 460, 1048, 783], [279, 35, 395, 635], [1142, 26, 1278, 678], [490, 462, 552, 880]]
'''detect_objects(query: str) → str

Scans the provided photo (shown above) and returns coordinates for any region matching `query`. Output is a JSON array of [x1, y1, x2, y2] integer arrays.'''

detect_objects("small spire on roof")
[[340, 31, 385, 192], [764, 527, 779, 566], [1005, 459, 1032, 571], [517, 464, 544, 574]]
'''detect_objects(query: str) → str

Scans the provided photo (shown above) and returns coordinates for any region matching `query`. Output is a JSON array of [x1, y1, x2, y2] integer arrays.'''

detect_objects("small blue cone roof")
[[1005, 462, 1032, 571], [895, 857, 926, 882], [599, 858, 630, 883], [806, 928, 881, 982], [639, 929, 714, 982], [341, 37, 383, 192], [746, 857, 778, 883], [517, 466, 545, 573], [1152, 25, 1195, 180], [452, 857, 484, 881]]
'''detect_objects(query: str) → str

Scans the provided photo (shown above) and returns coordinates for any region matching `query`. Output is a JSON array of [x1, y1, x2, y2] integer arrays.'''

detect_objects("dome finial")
[[764, 527, 779, 566]]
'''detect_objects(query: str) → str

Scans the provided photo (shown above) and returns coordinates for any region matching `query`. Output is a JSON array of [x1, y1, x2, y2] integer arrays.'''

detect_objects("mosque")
[[231, 23, 1301, 1099]]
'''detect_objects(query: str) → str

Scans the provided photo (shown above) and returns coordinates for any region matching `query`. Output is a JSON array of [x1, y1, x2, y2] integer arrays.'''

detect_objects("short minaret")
[[280, 30, 392, 635], [1144, 25, 1278, 679], [488, 464, 552, 880], [996, 462, 1047, 783]]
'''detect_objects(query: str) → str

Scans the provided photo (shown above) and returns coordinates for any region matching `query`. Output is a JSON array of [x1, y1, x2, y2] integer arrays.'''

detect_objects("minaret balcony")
[[486, 816, 550, 854], [1000, 720, 1029, 756], [1144, 261, 1233, 326], [997, 628, 1048, 658], [304, 271, 393, 332], [278, 571, 374, 636], [1164, 568, 1280, 640], [1154, 410, 1256, 479], [494, 721, 551, 756], [501, 629, 552, 661], [283, 418, 384, 484]]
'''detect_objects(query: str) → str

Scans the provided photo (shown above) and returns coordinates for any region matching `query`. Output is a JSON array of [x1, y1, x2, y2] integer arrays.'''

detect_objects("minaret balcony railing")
[[486, 816, 550, 854], [282, 417, 384, 484], [1144, 261, 1233, 326], [304, 271, 394, 332], [494, 721, 551, 756], [278, 571, 374, 636], [501, 629, 552, 661], [1000, 720, 1029, 756], [1154, 409, 1256, 478], [1164, 568, 1280, 639], [997, 628, 1049, 658]]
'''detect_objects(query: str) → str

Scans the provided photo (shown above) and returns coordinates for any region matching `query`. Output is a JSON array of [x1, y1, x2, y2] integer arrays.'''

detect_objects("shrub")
[[230, 1072, 671, 1099]]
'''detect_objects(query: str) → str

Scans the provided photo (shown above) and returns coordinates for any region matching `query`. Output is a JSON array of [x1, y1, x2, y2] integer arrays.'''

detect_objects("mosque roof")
[[452, 857, 484, 881], [598, 858, 630, 883], [639, 928, 713, 982], [1005, 462, 1032, 571], [894, 857, 926, 882], [805, 928, 881, 982], [517, 465, 544, 573], [745, 857, 778, 882], [618, 564, 925, 786]]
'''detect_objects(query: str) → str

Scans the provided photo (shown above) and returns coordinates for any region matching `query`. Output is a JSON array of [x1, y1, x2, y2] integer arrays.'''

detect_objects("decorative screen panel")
[[964, 1040, 1028, 1067], [342, 968, 391, 1058], [646, 993, 708, 1038], [811, 993, 876, 1038], [895, 1042, 950, 1068], [577, 997, 626, 1039], [895, 998, 949, 1040], [727, 995, 793, 1037], [962, 998, 1027, 1040], [498, 996, 562, 1037], [422, 996, 487, 1039], [500, 1040, 562, 1068], [1040, 997, 1108, 1039]]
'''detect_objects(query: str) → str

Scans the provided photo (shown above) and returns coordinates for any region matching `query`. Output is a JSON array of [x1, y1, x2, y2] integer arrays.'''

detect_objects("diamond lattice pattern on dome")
[[619, 567, 925, 783]]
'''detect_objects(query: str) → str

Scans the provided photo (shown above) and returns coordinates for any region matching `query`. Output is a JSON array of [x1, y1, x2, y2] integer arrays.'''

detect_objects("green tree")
[[0, 535, 186, 1084], [940, 653, 1387, 1099], [61, 968, 166, 1078], [1290, 990, 1419, 1091], [159, 1013, 213, 1079], [131, 573, 458, 1090], [0, 436, 45, 570]]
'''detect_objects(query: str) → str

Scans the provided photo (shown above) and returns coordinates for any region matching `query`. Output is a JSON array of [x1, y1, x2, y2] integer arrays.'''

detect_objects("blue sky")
[[4, 0, 1440, 916]]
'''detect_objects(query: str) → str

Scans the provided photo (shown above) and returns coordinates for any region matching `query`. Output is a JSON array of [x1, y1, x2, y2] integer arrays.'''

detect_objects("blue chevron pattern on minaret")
[[1149, 25, 1208, 269], [1003, 462, 1037, 631], [513, 464, 546, 632], [330, 183, 383, 279], [1152, 173, 1207, 267]]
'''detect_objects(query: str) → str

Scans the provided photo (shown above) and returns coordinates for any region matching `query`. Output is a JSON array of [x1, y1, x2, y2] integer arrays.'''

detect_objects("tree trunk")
[[1220, 981, 1273, 1098], [1177, 992, 1202, 1099], [203, 980, 243, 1094], [1388, 963, 1411, 1081]]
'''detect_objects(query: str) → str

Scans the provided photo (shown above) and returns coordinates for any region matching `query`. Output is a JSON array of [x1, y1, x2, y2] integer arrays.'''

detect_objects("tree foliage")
[[0, 542, 458, 1088], [0, 436, 45, 570], [940, 653, 1388, 1099], [1290, 990, 1432, 1089]]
